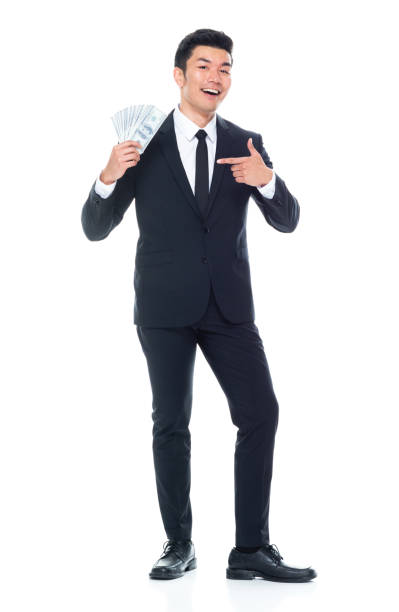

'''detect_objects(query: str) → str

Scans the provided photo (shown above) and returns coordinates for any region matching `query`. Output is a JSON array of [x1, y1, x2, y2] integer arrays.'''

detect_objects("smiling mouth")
[[201, 88, 221, 97]]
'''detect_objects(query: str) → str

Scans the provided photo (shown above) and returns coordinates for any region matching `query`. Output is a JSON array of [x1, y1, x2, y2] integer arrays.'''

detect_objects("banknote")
[[110, 104, 166, 153]]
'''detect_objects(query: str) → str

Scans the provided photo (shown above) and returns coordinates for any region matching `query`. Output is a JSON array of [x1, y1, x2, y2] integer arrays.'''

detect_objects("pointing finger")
[[217, 156, 249, 164]]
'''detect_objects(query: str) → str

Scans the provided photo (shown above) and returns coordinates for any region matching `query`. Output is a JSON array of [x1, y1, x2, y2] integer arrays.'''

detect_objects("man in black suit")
[[81, 28, 316, 582]]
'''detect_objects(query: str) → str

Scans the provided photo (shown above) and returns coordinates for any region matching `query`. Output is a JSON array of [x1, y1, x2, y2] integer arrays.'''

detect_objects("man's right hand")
[[100, 140, 142, 184]]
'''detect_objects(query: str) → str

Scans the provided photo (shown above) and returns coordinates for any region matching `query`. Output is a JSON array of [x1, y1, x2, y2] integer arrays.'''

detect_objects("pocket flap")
[[135, 249, 173, 267]]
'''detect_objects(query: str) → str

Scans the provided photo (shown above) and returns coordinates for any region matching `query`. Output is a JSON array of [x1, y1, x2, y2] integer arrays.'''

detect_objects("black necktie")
[[194, 129, 209, 216]]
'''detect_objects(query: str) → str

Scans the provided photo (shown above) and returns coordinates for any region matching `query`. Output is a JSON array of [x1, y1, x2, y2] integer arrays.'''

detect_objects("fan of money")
[[111, 104, 166, 153]]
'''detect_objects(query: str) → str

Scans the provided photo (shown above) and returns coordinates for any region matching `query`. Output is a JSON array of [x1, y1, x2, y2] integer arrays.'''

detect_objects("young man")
[[81, 29, 317, 582]]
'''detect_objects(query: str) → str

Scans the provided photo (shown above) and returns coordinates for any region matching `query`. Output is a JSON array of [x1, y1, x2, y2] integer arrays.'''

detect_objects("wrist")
[[258, 168, 272, 188], [100, 170, 115, 185]]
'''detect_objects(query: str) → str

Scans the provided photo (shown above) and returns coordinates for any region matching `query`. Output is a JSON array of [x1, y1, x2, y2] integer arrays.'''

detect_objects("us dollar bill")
[[111, 104, 166, 153]]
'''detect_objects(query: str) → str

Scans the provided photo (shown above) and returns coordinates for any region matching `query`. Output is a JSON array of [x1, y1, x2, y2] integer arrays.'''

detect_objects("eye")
[[198, 65, 230, 75]]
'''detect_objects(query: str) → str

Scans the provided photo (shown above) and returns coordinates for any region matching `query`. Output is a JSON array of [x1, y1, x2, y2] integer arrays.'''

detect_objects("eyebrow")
[[195, 57, 232, 67]]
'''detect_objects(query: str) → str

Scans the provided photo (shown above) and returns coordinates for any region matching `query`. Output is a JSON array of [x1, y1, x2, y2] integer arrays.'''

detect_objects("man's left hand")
[[217, 138, 273, 187]]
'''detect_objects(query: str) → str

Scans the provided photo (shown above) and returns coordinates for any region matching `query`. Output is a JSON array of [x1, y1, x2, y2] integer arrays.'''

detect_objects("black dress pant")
[[136, 285, 279, 547]]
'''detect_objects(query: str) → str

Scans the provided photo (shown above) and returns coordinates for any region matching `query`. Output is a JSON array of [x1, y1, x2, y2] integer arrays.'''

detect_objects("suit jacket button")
[[202, 256, 208, 264], [203, 226, 210, 233]]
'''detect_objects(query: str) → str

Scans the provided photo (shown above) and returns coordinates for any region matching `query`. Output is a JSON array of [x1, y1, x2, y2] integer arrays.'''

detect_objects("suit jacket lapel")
[[158, 108, 234, 221], [206, 114, 233, 219], [158, 109, 199, 220]]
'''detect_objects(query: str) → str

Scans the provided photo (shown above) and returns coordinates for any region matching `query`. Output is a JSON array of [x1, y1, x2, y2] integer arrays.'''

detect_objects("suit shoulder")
[[218, 115, 260, 140]]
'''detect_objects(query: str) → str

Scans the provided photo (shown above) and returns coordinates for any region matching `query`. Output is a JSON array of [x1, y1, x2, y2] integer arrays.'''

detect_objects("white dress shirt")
[[94, 103, 276, 199]]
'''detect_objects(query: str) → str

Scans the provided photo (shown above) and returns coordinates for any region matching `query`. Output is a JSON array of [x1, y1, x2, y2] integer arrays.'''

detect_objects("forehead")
[[189, 45, 231, 65]]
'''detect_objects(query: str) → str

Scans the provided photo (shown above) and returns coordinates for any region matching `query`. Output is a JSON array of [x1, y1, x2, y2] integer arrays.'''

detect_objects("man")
[[81, 28, 317, 582]]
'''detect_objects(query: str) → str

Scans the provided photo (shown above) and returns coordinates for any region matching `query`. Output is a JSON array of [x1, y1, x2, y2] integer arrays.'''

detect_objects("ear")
[[173, 66, 184, 87]]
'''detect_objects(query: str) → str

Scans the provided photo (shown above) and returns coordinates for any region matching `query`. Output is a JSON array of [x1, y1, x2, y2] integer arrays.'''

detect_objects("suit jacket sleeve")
[[250, 133, 300, 233], [81, 166, 137, 241]]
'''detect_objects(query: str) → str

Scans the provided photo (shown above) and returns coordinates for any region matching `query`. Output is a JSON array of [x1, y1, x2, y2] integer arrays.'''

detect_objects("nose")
[[207, 68, 222, 84]]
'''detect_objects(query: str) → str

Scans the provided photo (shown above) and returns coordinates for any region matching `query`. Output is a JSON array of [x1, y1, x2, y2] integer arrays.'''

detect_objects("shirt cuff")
[[94, 174, 117, 198], [256, 170, 276, 199]]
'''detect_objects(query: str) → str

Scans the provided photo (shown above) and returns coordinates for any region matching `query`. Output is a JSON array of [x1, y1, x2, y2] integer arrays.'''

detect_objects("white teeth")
[[202, 88, 219, 94]]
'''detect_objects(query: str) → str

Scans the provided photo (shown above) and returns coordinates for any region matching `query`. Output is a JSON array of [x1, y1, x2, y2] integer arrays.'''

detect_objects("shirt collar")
[[173, 102, 217, 143]]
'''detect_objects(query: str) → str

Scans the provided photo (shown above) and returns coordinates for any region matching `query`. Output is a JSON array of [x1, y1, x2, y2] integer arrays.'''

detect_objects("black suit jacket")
[[81, 108, 300, 326]]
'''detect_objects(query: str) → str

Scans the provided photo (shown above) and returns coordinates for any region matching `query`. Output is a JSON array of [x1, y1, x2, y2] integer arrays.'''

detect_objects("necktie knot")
[[195, 129, 207, 141]]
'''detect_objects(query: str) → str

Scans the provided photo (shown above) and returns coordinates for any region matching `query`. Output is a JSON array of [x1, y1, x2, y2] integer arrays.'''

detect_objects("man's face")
[[174, 45, 232, 114]]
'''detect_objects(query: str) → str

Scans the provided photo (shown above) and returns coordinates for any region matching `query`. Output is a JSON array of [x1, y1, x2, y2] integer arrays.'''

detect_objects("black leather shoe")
[[226, 544, 317, 582], [149, 539, 197, 580]]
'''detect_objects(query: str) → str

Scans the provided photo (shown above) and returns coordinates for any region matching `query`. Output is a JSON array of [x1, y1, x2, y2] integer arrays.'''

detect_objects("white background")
[[1, 1, 398, 610]]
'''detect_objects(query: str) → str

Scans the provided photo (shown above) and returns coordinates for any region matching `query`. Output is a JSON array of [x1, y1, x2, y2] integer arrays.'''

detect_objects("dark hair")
[[174, 28, 233, 77]]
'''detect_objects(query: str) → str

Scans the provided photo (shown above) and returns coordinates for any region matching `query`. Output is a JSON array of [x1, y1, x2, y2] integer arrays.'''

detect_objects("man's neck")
[[178, 102, 215, 128]]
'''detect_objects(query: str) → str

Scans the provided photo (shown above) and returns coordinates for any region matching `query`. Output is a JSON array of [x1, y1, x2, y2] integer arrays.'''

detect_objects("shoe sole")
[[226, 567, 317, 582], [149, 557, 197, 580]]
